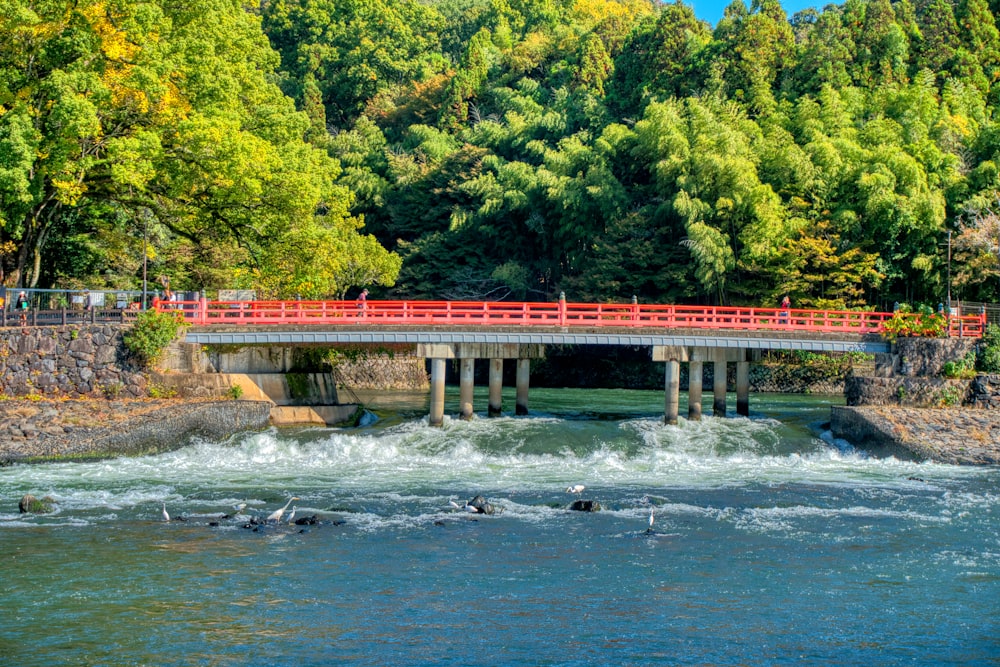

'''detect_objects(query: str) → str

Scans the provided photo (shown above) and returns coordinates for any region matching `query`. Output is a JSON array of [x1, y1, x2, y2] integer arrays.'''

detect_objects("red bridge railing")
[[153, 299, 988, 338]]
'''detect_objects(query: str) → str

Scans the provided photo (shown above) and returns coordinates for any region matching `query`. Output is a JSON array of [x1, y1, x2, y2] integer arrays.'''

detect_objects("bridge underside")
[[184, 326, 891, 354], [182, 326, 889, 426]]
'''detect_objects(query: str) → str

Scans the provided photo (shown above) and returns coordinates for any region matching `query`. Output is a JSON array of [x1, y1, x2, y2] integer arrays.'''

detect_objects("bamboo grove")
[[3, 0, 1000, 309]]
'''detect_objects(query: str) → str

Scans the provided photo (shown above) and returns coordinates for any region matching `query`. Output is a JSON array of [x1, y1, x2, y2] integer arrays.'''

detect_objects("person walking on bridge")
[[357, 288, 369, 317], [780, 295, 791, 325]]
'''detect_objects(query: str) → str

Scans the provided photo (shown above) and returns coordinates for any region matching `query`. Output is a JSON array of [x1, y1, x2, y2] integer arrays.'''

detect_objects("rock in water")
[[19, 494, 54, 514], [467, 495, 495, 515], [569, 500, 601, 512]]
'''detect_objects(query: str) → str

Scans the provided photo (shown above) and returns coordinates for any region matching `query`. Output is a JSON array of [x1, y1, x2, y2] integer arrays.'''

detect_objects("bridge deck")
[[184, 325, 893, 353]]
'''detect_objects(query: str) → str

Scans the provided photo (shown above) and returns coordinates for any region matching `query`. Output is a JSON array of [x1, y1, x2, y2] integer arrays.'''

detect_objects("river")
[[1, 388, 997, 666]]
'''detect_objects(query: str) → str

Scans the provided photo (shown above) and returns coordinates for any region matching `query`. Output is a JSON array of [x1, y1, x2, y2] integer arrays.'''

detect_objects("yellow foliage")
[[571, 0, 652, 28], [949, 114, 971, 138], [152, 82, 191, 123], [81, 3, 139, 61], [51, 178, 87, 205]]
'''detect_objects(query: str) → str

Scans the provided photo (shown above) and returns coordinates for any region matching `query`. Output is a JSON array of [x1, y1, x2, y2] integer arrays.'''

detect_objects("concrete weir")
[[156, 342, 361, 426]]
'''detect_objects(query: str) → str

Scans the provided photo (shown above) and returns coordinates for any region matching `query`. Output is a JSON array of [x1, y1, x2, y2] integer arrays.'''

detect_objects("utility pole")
[[141, 212, 148, 310], [947, 229, 952, 311]]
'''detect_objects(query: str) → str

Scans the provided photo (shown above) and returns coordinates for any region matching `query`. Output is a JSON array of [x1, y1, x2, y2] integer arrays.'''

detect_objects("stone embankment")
[[0, 398, 272, 464], [832, 338, 1000, 464], [832, 405, 1000, 464], [0, 324, 273, 463]]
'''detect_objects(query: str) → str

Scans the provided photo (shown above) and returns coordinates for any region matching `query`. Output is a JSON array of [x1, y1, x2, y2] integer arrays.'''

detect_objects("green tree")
[[607, 2, 710, 112], [0, 0, 398, 296], [260, 0, 446, 125]]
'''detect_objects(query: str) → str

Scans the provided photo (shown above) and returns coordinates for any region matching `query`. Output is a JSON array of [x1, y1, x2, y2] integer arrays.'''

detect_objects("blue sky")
[[687, 0, 822, 26]]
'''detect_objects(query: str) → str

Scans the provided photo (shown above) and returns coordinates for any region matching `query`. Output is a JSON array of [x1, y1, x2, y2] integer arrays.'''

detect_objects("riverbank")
[[831, 405, 1000, 464], [0, 398, 271, 464]]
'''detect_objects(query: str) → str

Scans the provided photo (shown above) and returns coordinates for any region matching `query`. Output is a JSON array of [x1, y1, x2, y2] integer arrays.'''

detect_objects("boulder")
[[569, 500, 601, 512], [466, 495, 496, 515], [19, 494, 54, 513]]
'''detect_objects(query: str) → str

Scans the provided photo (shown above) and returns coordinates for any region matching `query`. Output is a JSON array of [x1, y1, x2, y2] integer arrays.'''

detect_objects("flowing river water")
[[1, 388, 997, 666]]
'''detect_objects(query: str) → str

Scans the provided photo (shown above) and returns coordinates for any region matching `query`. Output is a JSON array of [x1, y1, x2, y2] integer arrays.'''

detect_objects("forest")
[[3, 0, 1000, 310]]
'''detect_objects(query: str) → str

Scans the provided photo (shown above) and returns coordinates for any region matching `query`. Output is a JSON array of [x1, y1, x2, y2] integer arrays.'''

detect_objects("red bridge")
[[153, 298, 986, 426], [157, 298, 986, 338]]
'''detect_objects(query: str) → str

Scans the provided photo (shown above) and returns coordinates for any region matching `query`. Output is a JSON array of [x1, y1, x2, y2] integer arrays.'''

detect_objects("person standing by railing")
[[357, 288, 368, 316], [780, 295, 790, 325], [16, 291, 29, 326]]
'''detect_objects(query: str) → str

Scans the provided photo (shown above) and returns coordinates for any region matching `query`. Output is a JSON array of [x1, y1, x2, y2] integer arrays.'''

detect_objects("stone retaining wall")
[[0, 325, 147, 398], [893, 338, 978, 377], [968, 374, 1000, 409], [333, 355, 429, 390], [844, 375, 972, 407], [748, 363, 857, 395]]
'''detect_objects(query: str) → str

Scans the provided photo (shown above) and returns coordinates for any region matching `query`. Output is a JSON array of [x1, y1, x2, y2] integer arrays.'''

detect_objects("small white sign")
[[218, 289, 256, 302]]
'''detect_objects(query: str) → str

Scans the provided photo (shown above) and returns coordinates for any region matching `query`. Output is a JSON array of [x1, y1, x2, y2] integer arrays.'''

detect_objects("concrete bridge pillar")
[[488, 359, 503, 417], [429, 358, 447, 426], [417, 343, 544, 425], [688, 357, 703, 421], [459, 358, 475, 420], [652, 345, 688, 425], [736, 357, 750, 417], [713, 349, 727, 417], [664, 359, 680, 425], [515, 358, 530, 415]]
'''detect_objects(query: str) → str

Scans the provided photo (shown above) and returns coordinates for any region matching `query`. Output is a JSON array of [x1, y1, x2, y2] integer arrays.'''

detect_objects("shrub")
[[938, 385, 963, 407], [148, 383, 178, 399], [226, 384, 244, 400], [123, 310, 188, 367], [942, 351, 978, 379], [881, 304, 946, 342], [979, 324, 1000, 373]]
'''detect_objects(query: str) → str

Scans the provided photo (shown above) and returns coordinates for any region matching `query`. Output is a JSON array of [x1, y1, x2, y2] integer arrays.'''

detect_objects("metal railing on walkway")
[[0, 306, 142, 328], [152, 299, 988, 338]]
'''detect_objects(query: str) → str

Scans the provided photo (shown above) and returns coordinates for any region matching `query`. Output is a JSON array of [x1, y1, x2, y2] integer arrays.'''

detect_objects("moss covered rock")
[[19, 494, 55, 513]]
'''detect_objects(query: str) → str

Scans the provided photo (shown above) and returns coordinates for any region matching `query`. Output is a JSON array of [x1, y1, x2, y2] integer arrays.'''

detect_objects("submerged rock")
[[569, 500, 601, 512]]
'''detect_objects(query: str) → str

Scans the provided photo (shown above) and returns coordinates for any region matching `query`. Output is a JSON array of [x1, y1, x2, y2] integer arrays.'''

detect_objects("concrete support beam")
[[429, 358, 446, 427], [488, 358, 503, 417], [415, 343, 545, 360], [652, 345, 690, 362], [688, 359, 703, 421], [736, 359, 750, 417], [713, 350, 727, 417], [664, 359, 680, 425], [515, 358, 530, 416], [459, 357, 475, 420]]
